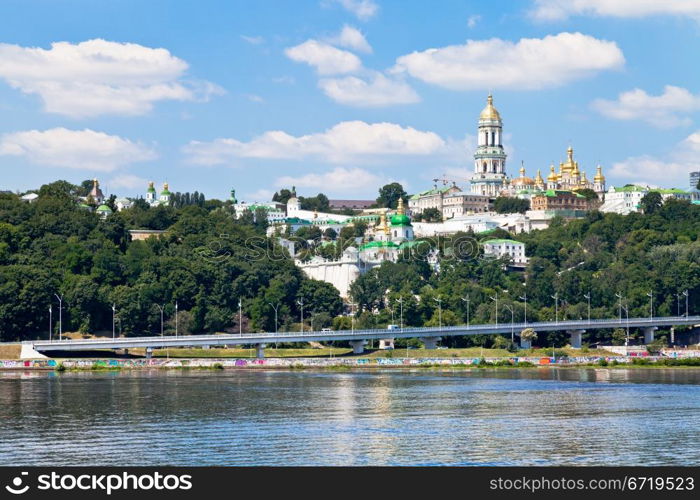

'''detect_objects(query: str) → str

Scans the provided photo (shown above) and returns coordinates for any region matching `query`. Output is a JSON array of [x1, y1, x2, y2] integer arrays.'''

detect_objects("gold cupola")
[[535, 169, 544, 186], [594, 164, 605, 183], [547, 164, 558, 182], [479, 94, 501, 121]]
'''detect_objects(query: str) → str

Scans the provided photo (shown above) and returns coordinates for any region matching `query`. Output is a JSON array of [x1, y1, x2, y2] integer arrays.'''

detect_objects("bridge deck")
[[20, 316, 700, 352]]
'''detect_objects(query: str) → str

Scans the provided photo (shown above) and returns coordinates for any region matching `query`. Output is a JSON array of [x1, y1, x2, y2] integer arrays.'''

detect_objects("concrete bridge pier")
[[145, 347, 153, 359], [256, 344, 266, 359], [520, 338, 531, 349], [643, 326, 658, 345], [568, 329, 585, 349], [420, 337, 441, 350], [349, 340, 367, 354]]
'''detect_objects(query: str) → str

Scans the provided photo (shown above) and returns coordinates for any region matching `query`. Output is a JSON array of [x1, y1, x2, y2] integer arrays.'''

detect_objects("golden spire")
[[148, 181, 154, 189], [163, 182, 169, 191], [93, 178, 99, 187], [547, 164, 558, 183], [397, 197, 405, 215], [535, 169, 544, 186], [519, 162, 526, 177], [567, 146, 574, 163], [594, 164, 605, 183]]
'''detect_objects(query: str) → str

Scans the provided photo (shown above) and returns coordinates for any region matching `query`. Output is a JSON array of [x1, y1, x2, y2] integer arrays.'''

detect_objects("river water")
[[1, 368, 699, 466]]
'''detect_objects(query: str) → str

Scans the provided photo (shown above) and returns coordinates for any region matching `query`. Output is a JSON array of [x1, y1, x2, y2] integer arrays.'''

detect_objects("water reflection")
[[1, 368, 699, 466]]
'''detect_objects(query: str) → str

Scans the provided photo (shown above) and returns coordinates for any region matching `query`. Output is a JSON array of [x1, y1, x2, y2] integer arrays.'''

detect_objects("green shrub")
[[597, 358, 609, 367]]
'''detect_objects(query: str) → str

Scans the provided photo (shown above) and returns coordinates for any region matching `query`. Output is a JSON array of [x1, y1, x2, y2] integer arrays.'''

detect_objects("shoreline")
[[2, 355, 700, 372]]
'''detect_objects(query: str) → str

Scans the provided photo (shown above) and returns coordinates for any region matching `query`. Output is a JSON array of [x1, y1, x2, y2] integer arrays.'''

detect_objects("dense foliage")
[[0, 181, 342, 341]]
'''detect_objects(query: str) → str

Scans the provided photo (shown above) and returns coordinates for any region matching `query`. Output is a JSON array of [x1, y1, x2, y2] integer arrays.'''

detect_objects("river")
[[1, 368, 699, 466]]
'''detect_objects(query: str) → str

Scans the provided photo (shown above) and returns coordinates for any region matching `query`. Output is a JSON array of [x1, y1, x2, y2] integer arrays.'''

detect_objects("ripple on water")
[[1, 368, 700, 466]]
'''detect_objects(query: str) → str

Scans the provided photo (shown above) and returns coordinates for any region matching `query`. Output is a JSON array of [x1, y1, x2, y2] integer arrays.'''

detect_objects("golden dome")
[[535, 169, 544, 185], [479, 94, 501, 121], [513, 176, 535, 186], [594, 164, 605, 183], [547, 165, 558, 182]]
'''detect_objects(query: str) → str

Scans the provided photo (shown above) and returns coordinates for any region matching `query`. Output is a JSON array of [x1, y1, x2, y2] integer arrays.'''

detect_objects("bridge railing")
[[28, 315, 700, 346]]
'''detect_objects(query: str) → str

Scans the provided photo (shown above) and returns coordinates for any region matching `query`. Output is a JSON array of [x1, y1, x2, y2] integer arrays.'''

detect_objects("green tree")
[[376, 182, 407, 209], [640, 191, 663, 215], [493, 197, 530, 214]]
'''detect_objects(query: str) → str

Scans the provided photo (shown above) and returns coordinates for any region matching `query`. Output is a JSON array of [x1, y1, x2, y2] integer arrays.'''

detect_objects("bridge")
[[18, 315, 700, 359]]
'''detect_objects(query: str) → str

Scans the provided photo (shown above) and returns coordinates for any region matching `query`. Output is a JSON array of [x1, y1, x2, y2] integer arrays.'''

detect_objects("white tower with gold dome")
[[470, 94, 507, 197]]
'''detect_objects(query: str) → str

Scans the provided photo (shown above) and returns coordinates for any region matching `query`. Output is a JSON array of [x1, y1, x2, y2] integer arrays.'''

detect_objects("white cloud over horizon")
[[319, 73, 420, 107], [285, 40, 362, 75], [392, 32, 624, 90], [183, 120, 446, 165], [327, 25, 372, 53], [108, 174, 149, 190], [591, 85, 700, 128], [0, 39, 223, 118], [0, 128, 157, 172], [530, 0, 700, 21], [610, 130, 700, 186], [276, 167, 385, 195], [324, 0, 379, 21]]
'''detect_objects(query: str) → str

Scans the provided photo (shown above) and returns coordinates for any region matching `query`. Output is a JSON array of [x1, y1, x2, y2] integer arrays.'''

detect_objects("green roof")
[[409, 186, 456, 200], [541, 189, 585, 198], [650, 188, 688, 194], [96, 204, 112, 212], [482, 239, 523, 245], [359, 240, 399, 250]]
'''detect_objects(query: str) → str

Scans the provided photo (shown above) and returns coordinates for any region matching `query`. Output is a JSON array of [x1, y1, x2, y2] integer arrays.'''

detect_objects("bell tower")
[[470, 94, 507, 197]]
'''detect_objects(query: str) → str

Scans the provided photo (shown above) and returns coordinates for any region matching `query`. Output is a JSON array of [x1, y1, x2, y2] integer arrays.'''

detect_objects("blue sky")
[[0, 0, 699, 201]]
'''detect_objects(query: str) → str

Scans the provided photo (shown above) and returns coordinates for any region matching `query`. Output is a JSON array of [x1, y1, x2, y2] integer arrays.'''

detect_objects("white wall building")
[[482, 239, 528, 265]]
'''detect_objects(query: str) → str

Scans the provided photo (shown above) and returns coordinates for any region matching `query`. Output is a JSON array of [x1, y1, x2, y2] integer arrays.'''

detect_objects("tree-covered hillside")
[[0, 181, 341, 341]]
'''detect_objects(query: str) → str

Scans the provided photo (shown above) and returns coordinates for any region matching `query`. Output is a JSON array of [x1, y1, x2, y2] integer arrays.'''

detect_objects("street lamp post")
[[551, 293, 559, 324], [502, 304, 515, 345], [297, 299, 304, 333], [349, 302, 356, 334], [583, 292, 591, 324], [620, 302, 630, 346], [54, 294, 63, 341], [646, 291, 653, 321], [615, 292, 623, 323], [175, 301, 178, 338], [519, 293, 527, 325], [396, 297, 404, 331], [155, 304, 164, 337], [48, 305, 52, 341], [238, 299, 243, 335], [462, 295, 470, 328], [112, 304, 116, 339], [434, 296, 442, 330], [490, 293, 498, 327], [268, 302, 280, 333], [683, 289, 689, 317]]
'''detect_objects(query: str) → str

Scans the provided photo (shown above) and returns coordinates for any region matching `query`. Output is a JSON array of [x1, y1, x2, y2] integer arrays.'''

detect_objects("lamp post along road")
[[268, 302, 279, 333], [297, 299, 304, 333], [684, 290, 689, 317], [462, 295, 470, 328], [434, 296, 442, 330], [175, 301, 178, 338], [48, 305, 52, 341], [490, 293, 498, 327], [519, 293, 527, 325], [583, 292, 591, 324], [647, 291, 653, 321], [238, 299, 243, 335], [503, 304, 515, 344], [551, 293, 559, 324], [155, 304, 164, 337], [112, 304, 116, 339], [54, 294, 63, 341]]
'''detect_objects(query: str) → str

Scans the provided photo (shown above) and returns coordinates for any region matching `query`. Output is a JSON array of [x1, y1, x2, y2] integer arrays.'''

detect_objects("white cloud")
[[245, 188, 276, 201], [325, 0, 379, 21], [244, 93, 265, 103], [530, 0, 700, 21], [0, 128, 157, 172], [467, 15, 481, 28], [591, 85, 700, 128], [183, 120, 445, 165], [0, 39, 222, 118], [610, 131, 700, 186], [109, 174, 149, 189], [276, 167, 384, 195], [285, 40, 362, 75], [319, 73, 420, 107], [327, 25, 372, 53], [240, 35, 265, 45], [392, 32, 624, 90]]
